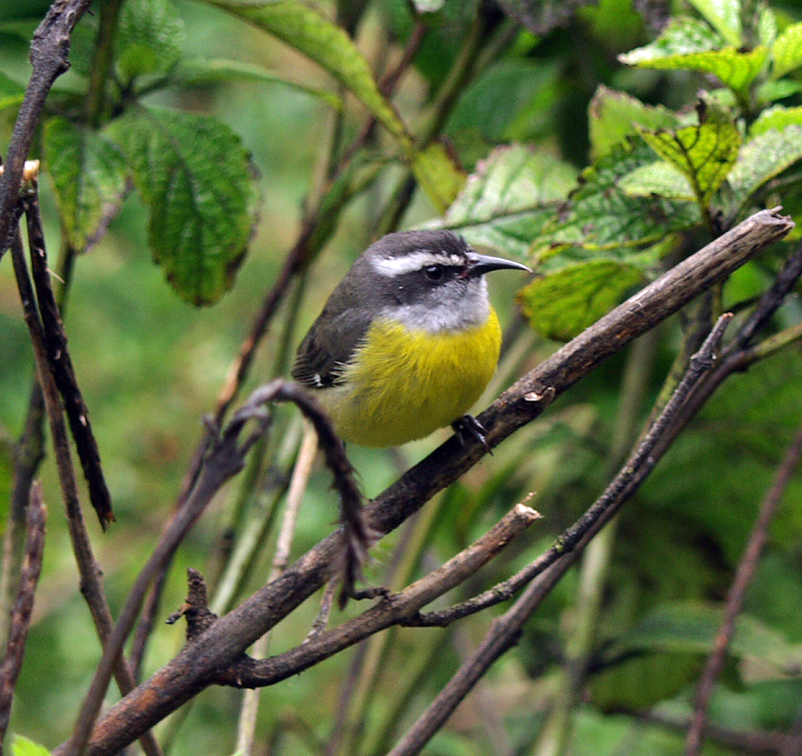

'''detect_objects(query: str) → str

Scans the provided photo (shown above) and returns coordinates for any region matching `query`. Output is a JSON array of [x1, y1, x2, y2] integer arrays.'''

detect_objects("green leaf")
[[411, 141, 466, 213], [518, 260, 643, 340], [771, 22, 802, 79], [532, 139, 701, 259], [44, 117, 129, 252], [10, 735, 52, 756], [428, 144, 577, 259], [686, 0, 741, 46], [207, 0, 454, 209], [758, 3, 778, 48], [729, 124, 802, 209], [757, 78, 802, 104], [168, 58, 343, 109], [638, 111, 740, 206], [115, 0, 185, 85], [0, 70, 24, 113], [750, 105, 802, 137], [107, 107, 259, 305], [588, 85, 677, 160], [620, 16, 768, 92], [618, 601, 801, 670], [619, 161, 696, 201], [619, 16, 722, 62]]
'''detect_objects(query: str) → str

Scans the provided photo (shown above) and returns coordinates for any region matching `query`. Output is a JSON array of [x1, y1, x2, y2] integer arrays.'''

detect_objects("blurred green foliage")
[[2, 0, 802, 755]]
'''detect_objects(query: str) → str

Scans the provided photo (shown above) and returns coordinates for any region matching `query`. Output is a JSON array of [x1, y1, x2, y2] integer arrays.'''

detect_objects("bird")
[[292, 229, 530, 448]]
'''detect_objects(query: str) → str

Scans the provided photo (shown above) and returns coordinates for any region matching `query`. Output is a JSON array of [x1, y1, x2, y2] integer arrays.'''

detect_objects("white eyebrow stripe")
[[371, 250, 465, 277]]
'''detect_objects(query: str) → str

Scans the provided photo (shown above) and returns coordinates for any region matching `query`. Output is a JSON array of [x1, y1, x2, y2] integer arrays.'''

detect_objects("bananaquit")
[[292, 230, 530, 447]]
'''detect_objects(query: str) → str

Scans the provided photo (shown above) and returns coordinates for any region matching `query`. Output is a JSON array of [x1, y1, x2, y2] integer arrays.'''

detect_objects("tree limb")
[[75, 208, 793, 756]]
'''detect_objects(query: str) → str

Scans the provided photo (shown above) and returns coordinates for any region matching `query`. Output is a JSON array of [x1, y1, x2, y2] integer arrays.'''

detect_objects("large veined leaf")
[[518, 259, 644, 341], [620, 16, 767, 92], [428, 144, 577, 259], [532, 138, 700, 259], [114, 0, 185, 85], [729, 124, 802, 211], [750, 105, 802, 137], [44, 117, 129, 252], [685, 0, 741, 46], [205, 0, 463, 210], [638, 109, 740, 207], [588, 85, 677, 159], [107, 107, 259, 305], [618, 161, 696, 202], [771, 22, 802, 79]]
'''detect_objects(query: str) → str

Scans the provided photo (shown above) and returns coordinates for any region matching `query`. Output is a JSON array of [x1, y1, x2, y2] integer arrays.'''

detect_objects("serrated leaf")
[[169, 58, 343, 109], [44, 117, 129, 252], [620, 16, 722, 63], [207, 0, 450, 209], [518, 260, 643, 340], [588, 85, 677, 159], [619, 161, 696, 201], [750, 105, 802, 137], [533, 139, 701, 259], [729, 124, 802, 209], [758, 4, 778, 48], [686, 0, 741, 46], [107, 107, 258, 305], [0, 70, 24, 112], [638, 114, 740, 206], [10, 735, 52, 756], [771, 22, 802, 79], [617, 602, 801, 670], [115, 0, 184, 85], [428, 144, 576, 259], [757, 78, 802, 104], [620, 16, 767, 92]]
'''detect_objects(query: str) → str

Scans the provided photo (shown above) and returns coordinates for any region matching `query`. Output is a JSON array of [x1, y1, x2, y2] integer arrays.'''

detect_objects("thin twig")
[[10, 232, 163, 756], [0, 483, 46, 750], [236, 421, 318, 756], [684, 419, 802, 756], [24, 189, 114, 527], [0, 0, 93, 256], [406, 315, 732, 627], [386, 316, 733, 756], [245, 381, 370, 607], [59, 395, 271, 756]]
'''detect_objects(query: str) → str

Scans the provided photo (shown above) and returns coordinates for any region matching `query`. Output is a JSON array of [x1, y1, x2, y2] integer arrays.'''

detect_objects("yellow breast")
[[321, 311, 502, 447]]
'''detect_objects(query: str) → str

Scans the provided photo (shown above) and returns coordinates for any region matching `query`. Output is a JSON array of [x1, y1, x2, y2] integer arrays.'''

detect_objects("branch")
[[684, 419, 802, 756], [385, 314, 733, 756], [213, 503, 541, 687], [10, 232, 163, 756], [0, 483, 46, 749], [75, 208, 793, 756], [0, 0, 93, 256], [24, 188, 114, 527]]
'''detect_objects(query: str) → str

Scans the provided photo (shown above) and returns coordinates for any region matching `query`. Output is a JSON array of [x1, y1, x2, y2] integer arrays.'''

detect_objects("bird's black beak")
[[468, 252, 531, 277]]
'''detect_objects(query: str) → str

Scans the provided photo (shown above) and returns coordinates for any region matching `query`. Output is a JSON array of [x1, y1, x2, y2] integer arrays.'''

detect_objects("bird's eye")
[[424, 265, 444, 281]]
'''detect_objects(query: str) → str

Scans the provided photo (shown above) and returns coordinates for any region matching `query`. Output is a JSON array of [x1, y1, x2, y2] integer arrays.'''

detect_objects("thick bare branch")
[[75, 208, 793, 756]]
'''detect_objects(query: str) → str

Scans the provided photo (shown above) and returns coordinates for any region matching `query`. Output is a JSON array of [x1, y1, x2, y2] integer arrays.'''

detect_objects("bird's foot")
[[451, 414, 492, 454]]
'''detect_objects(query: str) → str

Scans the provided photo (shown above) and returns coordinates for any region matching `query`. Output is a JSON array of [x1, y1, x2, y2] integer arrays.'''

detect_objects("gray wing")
[[292, 303, 372, 390]]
